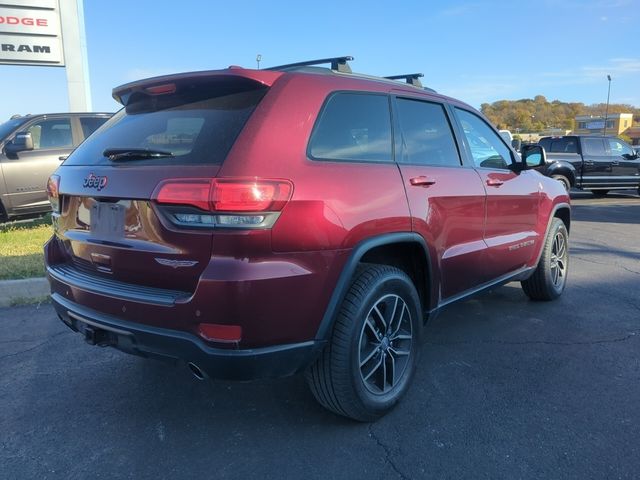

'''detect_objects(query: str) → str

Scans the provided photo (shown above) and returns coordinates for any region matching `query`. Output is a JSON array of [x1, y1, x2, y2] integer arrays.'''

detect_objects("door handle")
[[58, 155, 68, 161], [584, 161, 594, 166], [486, 178, 504, 187], [611, 161, 619, 165], [409, 176, 436, 187]]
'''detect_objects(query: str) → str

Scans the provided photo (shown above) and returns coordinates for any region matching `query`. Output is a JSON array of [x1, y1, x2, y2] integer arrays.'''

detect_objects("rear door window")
[[582, 138, 606, 156], [309, 93, 392, 162], [394, 98, 461, 166], [79, 117, 110, 139], [65, 79, 267, 166]]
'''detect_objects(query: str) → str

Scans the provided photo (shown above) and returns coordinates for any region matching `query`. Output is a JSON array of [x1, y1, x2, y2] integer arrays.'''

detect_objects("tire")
[[591, 190, 609, 197], [306, 264, 422, 422], [0, 201, 7, 224], [521, 218, 569, 301], [551, 174, 571, 192]]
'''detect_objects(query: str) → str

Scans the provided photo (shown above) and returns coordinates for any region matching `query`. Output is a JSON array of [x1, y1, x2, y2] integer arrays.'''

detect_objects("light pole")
[[256, 54, 262, 70], [603, 74, 611, 137]]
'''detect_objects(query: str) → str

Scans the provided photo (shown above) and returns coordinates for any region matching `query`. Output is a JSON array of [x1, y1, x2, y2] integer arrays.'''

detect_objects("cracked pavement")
[[1, 190, 639, 479]]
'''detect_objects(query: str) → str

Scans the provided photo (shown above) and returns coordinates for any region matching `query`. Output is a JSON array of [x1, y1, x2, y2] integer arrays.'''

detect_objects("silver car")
[[0, 112, 111, 221]]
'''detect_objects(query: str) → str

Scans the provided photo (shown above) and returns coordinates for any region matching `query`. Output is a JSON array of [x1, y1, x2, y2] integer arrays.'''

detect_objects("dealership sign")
[[586, 121, 606, 130], [0, 0, 64, 66]]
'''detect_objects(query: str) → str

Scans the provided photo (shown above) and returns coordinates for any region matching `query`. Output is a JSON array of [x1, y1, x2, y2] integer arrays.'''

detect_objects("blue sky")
[[1, 0, 639, 119]]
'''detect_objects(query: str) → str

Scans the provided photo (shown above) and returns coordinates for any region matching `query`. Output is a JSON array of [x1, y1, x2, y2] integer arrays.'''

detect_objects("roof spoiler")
[[112, 68, 283, 106]]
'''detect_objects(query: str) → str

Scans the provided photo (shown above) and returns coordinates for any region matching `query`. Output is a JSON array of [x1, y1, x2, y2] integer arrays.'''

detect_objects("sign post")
[[59, 0, 92, 111], [0, 0, 92, 111]]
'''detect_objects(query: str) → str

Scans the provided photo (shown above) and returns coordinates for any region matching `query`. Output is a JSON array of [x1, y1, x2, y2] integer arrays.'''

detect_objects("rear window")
[[308, 93, 392, 163], [65, 79, 267, 166], [542, 137, 578, 154]]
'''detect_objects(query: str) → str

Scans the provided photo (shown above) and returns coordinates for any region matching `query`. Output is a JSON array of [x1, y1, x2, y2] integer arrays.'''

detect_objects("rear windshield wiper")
[[103, 147, 174, 161]]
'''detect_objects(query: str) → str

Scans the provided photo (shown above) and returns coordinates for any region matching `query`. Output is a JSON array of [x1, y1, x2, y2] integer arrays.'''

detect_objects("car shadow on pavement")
[[571, 202, 640, 225]]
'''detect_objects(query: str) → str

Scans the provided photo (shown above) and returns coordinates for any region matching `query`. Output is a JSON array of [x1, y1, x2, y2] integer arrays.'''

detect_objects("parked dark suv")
[[45, 57, 570, 421], [0, 112, 111, 221]]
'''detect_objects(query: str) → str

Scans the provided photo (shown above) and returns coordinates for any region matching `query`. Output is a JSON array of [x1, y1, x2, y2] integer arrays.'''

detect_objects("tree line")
[[480, 96, 640, 132]]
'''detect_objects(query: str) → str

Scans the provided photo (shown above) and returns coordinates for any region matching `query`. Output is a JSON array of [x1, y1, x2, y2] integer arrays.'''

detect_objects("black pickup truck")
[[538, 135, 640, 195]]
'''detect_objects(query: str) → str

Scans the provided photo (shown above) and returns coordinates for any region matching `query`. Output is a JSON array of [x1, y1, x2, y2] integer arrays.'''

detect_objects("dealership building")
[[573, 113, 634, 136]]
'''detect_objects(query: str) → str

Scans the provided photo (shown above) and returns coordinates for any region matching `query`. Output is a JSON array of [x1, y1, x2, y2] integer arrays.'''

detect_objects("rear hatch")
[[49, 70, 279, 295]]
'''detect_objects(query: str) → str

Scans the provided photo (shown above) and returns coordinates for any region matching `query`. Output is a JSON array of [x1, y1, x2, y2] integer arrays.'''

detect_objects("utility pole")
[[603, 74, 611, 137]]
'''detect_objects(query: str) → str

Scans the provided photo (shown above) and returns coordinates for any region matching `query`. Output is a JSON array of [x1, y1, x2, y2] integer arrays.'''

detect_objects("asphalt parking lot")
[[1, 190, 639, 480]]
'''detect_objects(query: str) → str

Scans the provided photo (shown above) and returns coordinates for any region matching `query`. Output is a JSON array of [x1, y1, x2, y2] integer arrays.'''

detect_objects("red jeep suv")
[[45, 56, 570, 421]]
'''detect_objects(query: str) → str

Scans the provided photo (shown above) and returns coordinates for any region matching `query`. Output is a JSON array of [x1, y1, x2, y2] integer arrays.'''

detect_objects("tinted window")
[[582, 138, 606, 156], [80, 117, 109, 139], [309, 93, 392, 162], [455, 109, 512, 169], [27, 118, 73, 149], [65, 80, 267, 166], [607, 138, 634, 157], [395, 98, 461, 166], [547, 137, 578, 153]]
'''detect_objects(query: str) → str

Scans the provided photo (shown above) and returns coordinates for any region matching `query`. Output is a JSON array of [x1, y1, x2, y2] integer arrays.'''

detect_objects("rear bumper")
[[51, 293, 325, 380]]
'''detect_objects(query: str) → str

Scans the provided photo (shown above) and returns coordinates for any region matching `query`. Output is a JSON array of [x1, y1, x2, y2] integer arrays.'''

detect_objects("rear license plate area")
[[90, 202, 125, 239]]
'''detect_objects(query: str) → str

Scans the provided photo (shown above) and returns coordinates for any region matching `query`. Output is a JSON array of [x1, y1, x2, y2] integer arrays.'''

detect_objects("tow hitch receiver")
[[83, 325, 111, 346]]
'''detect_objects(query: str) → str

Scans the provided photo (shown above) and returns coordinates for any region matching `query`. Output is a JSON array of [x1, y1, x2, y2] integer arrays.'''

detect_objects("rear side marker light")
[[47, 174, 60, 213], [197, 323, 242, 343]]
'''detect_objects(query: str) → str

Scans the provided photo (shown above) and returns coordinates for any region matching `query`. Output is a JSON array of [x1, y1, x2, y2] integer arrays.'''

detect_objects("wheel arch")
[[554, 205, 571, 233], [546, 161, 577, 186], [315, 233, 434, 342], [530, 202, 571, 271]]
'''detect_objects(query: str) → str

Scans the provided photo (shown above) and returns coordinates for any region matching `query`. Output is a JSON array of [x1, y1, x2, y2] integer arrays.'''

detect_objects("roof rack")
[[267, 56, 354, 73], [383, 73, 424, 88]]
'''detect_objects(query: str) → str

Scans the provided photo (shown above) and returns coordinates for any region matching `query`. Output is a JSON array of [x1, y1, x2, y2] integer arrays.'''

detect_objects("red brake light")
[[211, 179, 292, 212], [47, 174, 60, 212], [153, 178, 293, 212], [144, 83, 176, 95], [155, 179, 212, 211]]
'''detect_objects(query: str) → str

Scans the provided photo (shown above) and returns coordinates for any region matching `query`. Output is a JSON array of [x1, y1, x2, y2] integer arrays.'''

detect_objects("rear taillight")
[[152, 178, 293, 229], [47, 175, 60, 213]]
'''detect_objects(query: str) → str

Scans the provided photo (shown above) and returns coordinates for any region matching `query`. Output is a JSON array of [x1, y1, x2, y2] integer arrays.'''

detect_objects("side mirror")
[[622, 153, 639, 160], [511, 138, 522, 152], [4, 131, 34, 158], [521, 144, 546, 169]]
